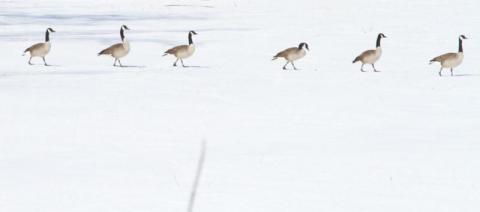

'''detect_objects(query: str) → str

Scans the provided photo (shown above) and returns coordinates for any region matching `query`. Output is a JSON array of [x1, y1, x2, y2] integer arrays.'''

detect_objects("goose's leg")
[[450, 68, 454, 76], [173, 58, 179, 67], [360, 64, 366, 72], [113, 59, 118, 66], [28, 56, 33, 65], [118, 59, 124, 67], [283, 61, 289, 70], [42, 57, 48, 66], [372, 64, 379, 72], [438, 68, 443, 76], [291, 62, 298, 70], [180, 59, 186, 68]]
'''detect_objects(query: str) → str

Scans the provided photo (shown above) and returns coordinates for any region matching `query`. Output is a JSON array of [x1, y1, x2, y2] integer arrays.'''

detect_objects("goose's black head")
[[45, 28, 55, 42], [376, 33, 387, 47], [458, 35, 467, 53], [120, 25, 130, 41], [299, 42, 310, 51], [188, 31, 197, 45]]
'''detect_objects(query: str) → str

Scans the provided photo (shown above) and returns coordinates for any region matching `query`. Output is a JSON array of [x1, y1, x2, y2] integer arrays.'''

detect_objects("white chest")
[[375, 47, 382, 58], [371, 47, 382, 62], [122, 40, 130, 54]]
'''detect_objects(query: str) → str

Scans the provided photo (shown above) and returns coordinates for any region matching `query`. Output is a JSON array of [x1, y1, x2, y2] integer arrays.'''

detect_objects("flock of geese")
[[23, 26, 468, 76]]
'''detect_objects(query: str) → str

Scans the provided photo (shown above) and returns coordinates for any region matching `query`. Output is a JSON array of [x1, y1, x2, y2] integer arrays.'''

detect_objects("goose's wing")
[[430, 53, 457, 63], [274, 47, 297, 58], [357, 49, 376, 59], [165, 45, 189, 55], [353, 49, 376, 63], [24, 43, 45, 53], [98, 43, 123, 55]]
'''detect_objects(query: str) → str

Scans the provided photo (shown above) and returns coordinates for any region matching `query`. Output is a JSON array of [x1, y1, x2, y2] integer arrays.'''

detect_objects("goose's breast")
[[178, 45, 195, 59], [113, 43, 130, 58], [364, 49, 382, 64]]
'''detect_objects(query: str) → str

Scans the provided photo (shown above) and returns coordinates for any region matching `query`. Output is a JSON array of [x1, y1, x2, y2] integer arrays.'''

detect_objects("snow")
[[1, 0, 480, 211]]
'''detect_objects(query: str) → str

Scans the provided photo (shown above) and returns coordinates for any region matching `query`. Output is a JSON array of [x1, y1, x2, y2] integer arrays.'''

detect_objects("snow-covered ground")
[[1, 0, 480, 211]]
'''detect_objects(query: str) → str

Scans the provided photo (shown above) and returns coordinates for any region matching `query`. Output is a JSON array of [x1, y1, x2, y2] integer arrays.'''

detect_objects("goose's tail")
[[97, 47, 112, 56], [429, 57, 439, 65], [352, 56, 360, 64], [22, 48, 30, 56], [97, 50, 107, 56], [272, 52, 283, 61]]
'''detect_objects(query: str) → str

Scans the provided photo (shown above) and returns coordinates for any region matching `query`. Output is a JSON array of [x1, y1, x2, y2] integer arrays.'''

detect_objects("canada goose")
[[23, 28, 56, 66], [272, 42, 309, 70], [353, 33, 387, 72], [429, 35, 468, 76], [98, 25, 130, 67], [163, 31, 198, 67]]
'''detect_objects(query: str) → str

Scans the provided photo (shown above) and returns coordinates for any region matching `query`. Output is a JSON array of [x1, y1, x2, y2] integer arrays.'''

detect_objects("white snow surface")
[[1, 0, 480, 211]]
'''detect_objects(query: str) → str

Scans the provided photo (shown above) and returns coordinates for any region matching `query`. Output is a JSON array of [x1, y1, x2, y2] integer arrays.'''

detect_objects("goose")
[[353, 33, 387, 72], [272, 42, 309, 70], [429, 35, 467, 76], [163, 31, 198, 67], [23, 28, 56, 66], [98, 25, 130, 67]]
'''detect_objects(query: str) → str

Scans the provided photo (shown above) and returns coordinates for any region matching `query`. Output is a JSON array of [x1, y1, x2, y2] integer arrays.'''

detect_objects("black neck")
[[120, 28, 125, 41], [188, 33, 193, 45], [298, 43, 304, 49], [376, 35, 382, 48], [45, 30, 50, 42], [459, 38, 463, 53]]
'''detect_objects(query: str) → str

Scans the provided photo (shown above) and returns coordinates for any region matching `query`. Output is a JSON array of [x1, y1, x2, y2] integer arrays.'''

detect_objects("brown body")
[[23, 28, 55, 66], [430, 53, 463, 67], [430, 53, 456, 63], [353, 33, 387, 72], [273, 47, 306, 62], [272, 42, 309, 70], [24, 43, 51, 57], [353, 49, 380, 64], [429, 35, 467, 76], [164, 31, 198, 67], [98, 42, 130, 59], [98, 25, 130, 67], [164, 44, 195, 59]]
